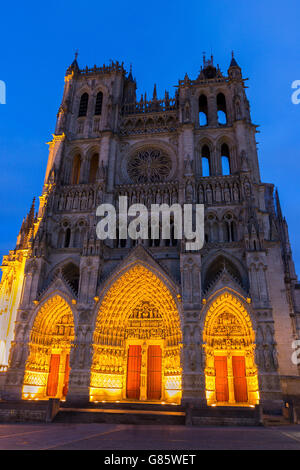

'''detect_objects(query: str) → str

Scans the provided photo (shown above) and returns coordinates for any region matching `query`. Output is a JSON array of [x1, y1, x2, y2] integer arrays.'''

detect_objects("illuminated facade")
[[0, 54, 299, 413]]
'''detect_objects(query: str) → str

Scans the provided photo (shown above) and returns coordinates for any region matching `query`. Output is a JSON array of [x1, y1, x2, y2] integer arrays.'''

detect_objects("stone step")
[[262, 415, 291, 427], [54, 406, 186, 425], [60, 400, 185, 413], [0, 400, 50, 423], [190, 405, 261, 426]]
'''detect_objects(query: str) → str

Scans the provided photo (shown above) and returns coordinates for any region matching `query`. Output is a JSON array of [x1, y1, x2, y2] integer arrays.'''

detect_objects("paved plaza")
[[0, 423, 299, 450]]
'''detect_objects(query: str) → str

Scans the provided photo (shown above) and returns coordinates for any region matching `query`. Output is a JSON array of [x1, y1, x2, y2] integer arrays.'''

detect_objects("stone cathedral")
[[0, 53, 299, 416]]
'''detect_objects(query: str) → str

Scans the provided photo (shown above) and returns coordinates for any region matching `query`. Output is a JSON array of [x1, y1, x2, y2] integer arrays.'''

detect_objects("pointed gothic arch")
[[202, 253, 249, 294], [22, 294, 75, 400], [90, 264, 182, 403], [71, 154, 81, 185], [203, 290, 259, 406]]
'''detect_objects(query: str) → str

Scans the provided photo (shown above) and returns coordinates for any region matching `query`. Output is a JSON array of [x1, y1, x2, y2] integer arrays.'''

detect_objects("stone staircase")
[[190, 405, 262, 426], [54, 401, 186, 425], [0, 399, 297, 426]]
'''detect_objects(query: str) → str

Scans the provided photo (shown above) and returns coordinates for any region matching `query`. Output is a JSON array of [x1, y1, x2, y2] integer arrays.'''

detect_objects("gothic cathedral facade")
[[0, 54, 299, 413]]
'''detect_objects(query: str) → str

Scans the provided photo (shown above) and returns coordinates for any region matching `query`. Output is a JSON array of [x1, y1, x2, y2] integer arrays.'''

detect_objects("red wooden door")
[[47, 354, 60, 397], [126, 345, 142, 399], [62, 354, 70, 397], [215, 356, 229, 402], [147, 345, 162, 400], [232, 356, 248, 403]]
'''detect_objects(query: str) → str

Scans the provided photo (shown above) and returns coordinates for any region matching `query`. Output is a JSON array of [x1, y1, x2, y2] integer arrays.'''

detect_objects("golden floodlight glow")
[[22, 295, 74, 401], [204, 291, 259, 407], [90, 264, 182, 404]]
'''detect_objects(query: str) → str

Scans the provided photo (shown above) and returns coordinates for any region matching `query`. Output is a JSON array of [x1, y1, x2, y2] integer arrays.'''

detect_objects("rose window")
[[127, 149, 172, 183]]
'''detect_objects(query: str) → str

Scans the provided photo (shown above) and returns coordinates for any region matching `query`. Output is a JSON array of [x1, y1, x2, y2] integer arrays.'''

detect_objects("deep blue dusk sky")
[[0, 1, 299, 274]]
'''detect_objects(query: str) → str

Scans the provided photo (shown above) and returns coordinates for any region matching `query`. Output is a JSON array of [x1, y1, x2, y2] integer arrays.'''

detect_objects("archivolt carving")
[[23, 295, 75, 398], [90, 265, 182, 399], [203, 292, 259, 406], [203, 292, 254, 350], [93, 265, 181, 347]]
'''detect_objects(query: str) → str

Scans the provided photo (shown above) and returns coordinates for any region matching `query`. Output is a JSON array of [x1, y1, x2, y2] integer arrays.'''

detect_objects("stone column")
[[66, 322, 93, 404], [2, 320, 29, 400], [207, 93, 217, 126], [180, 252, 206, 406]]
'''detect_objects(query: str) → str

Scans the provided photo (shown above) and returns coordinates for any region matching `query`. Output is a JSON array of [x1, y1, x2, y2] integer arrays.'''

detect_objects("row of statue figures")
[[116, 180, 245, 208], [48, 179, 250, 217], [182, 342, 278, 374], [52, 187, 100, 212]]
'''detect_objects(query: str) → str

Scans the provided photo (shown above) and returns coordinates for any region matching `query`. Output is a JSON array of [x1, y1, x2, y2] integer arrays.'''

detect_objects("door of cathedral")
[[46, 353, 71, 398], [232, 356, 248, 403], [214, 355, 248, 403], [47, 354, 60, 397], [215, 356, 229, 402], [126, 345, 142, 399], [126, 344, 162, 400], [147, 345, 162, 400]]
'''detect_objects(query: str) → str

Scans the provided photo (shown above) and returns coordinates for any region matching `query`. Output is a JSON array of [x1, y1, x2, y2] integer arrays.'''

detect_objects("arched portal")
[[90, 265, 182, 404], [203, 292, 259, 406], [22, 295, 75, 400]]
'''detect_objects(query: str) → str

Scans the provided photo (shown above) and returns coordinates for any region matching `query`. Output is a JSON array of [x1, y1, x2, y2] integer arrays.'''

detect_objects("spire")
[[27, 197, 36, 228], [228, 51, 242, 80], [229, 50, 239, 68], [16, 198, 36, 250], [127, 63, 134, 82], [152, 83, 157, 100], [275, 188, 283, 220], [66, 50, 79, 75]]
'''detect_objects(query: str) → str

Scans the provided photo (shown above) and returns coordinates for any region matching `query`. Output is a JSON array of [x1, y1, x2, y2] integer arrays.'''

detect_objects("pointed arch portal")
[[90, 265, 182, 403], [203, 292, 259, 406], [22, 295, 74, 400]]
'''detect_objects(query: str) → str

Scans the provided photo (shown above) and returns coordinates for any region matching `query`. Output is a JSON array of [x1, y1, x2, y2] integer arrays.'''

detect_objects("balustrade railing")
[[122, 98, 177, 115]]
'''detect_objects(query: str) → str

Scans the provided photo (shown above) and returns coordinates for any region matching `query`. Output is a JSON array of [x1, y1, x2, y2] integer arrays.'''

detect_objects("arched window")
[[231, 221, 237, 242], [78, 93, 89, 117], [89, 153, 99, 183], [223, 213, 238, 242], [201, 145, 211, 177], [206, 213, 218, 242], [71, 154, 81, 184], [170, 221, 176, 246], [221, 143, 230, 175], [165, 218, 176, 247], [95, 91, 103, 115], [57, 229, 64, 248], [73, 229, 80, 248], [64, 228, 71, 248], [217, 93, 227, 125], [199, 94, 208, 126]]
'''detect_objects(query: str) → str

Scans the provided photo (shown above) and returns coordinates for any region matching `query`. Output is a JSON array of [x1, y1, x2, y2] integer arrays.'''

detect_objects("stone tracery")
[[127, 149, 172, 183]]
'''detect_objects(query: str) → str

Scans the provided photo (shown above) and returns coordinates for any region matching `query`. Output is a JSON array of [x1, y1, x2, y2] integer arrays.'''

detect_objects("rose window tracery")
[[127, 149, 172, 183]]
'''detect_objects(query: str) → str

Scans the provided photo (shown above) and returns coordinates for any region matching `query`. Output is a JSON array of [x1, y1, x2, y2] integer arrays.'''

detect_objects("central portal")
[[90, 265, 182, 404], [126, 344, 162, 401]]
